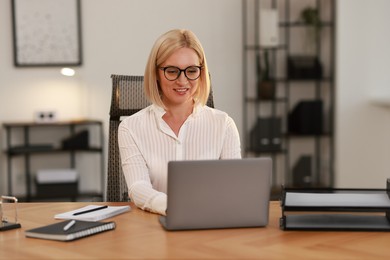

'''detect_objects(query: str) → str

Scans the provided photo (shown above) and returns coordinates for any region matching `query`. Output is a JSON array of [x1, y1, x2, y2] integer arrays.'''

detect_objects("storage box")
[[62, 130, 89, 149], [287, 56, 322, 80], [35, 169, 78, 199]]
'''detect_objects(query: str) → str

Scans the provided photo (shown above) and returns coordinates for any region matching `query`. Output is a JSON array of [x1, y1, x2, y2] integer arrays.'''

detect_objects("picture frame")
[[11, 0, 82, 67]]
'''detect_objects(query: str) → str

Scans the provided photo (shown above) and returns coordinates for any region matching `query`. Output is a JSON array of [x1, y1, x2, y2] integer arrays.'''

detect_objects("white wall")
[[336, 0, 390, 188], [0, 0, 242, 196]]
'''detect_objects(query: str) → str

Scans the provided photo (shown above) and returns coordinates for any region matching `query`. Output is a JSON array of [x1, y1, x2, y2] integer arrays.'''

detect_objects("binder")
[[250, 117, 282, 153], [280, 179, 390, 231], [288, 100, 323, 135]]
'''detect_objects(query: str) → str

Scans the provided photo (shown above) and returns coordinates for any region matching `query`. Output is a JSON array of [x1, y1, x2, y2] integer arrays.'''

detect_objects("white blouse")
[[118, 104, 241, 215]]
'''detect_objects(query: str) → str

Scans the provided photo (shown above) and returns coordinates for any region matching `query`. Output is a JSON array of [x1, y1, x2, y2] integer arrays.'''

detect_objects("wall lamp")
[[61, 68, 76, 77]]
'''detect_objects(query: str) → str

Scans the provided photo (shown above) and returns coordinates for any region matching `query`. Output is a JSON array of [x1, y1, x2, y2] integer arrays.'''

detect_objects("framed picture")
[[11, 0, 82, 67]]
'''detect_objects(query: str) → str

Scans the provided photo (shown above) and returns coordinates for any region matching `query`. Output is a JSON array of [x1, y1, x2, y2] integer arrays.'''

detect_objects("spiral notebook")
[[54, 205, 131, 221], [25, 220, 116, 241]]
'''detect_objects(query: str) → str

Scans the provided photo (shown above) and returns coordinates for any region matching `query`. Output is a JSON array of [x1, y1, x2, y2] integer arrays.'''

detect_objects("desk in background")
[[1, 202, 390, 259]]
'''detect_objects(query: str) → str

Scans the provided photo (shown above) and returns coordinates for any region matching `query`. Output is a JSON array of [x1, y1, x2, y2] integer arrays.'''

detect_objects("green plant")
[[256, 50, 275, 99], [301, 7, 321, 29], [256, 50, 271, 81], [300, 7, 321, 53]]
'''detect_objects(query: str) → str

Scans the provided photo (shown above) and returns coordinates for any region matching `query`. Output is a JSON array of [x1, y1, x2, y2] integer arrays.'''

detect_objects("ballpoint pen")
[[73, 205, 108, 216], [63, 220, 76, 231]]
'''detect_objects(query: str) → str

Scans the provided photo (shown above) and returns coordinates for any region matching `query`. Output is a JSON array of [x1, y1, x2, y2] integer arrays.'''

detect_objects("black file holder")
[[280, 179, 390, 231]]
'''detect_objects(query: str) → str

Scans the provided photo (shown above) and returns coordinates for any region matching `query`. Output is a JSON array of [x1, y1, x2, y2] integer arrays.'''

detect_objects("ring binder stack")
[[280, 179, 390, 231]]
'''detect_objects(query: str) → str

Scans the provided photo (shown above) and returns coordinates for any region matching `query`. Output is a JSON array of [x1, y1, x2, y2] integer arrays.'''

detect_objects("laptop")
[[159, 157, 272, 230]]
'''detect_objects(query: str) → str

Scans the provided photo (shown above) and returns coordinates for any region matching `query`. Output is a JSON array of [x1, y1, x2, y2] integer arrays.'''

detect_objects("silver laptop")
[[159, 157, 272, 230]]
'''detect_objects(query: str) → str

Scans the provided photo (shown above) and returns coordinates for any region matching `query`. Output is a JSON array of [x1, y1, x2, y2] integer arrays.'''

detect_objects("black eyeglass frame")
[[159, 66, 202, 81]]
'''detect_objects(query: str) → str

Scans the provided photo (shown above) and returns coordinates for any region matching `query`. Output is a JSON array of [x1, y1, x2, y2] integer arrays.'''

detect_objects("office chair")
[[106, 74, 215, 202]]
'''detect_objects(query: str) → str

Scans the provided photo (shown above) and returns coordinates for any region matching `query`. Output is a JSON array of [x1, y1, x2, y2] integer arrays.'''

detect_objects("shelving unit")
[[2, 119, 104, 201], [242, 0, 335, 194]]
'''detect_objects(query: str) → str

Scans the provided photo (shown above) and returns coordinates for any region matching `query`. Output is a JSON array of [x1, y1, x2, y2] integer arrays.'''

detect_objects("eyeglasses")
[[159, 66, 202, 81]]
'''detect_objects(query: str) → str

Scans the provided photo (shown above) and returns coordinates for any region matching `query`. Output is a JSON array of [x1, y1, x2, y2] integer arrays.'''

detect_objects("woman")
[[118, 29, 241, 215]]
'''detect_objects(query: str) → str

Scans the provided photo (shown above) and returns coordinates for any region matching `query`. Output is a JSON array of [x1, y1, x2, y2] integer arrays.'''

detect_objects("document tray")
[[280, 179, 390, 231]]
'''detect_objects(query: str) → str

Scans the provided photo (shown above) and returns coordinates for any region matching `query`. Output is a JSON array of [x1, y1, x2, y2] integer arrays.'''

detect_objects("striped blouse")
[[118, 104, 241, 215]]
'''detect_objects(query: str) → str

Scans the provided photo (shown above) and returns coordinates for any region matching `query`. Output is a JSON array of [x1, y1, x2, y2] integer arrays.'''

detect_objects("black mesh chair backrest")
[[106, 74, 214, 202]]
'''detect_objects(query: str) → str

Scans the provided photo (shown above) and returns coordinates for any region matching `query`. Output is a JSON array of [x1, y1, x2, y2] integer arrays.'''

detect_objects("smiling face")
[[158, 47, 201, 108]]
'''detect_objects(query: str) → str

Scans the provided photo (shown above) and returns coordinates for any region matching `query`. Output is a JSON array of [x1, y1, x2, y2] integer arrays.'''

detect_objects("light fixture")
[[61, 68, 75, 76]]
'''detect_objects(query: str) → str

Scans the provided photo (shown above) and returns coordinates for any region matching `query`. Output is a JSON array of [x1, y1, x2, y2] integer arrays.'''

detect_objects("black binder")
[[249, 117, 282, 153], [288, 100, 323, 135], [280, 179, 390, 231]]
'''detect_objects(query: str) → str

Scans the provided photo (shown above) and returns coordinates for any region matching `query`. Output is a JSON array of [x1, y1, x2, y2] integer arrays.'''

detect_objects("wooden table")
[[1, 201, 390, 259]]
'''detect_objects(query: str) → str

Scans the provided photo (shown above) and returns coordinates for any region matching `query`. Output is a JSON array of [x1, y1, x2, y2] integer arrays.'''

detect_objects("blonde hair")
[[144, 29, 210, 108]]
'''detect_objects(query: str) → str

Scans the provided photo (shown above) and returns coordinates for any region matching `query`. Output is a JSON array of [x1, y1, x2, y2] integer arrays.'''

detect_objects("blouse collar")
[[150, 102, 205, 119]]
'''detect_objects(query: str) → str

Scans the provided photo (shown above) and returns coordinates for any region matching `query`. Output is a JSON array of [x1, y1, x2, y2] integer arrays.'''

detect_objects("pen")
[[63, 220, 76, 231], [73, 205, 108, 216]]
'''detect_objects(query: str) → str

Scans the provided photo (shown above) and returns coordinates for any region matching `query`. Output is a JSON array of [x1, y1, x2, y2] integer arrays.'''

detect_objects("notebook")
[[159, 157, 272, 230], [55, 205, 130, 221], [25, 220, 116, 241]]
